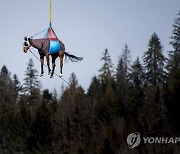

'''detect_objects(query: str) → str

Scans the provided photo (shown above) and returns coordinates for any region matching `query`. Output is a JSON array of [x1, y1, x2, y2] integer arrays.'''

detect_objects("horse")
[[23, 37, 83, 78]]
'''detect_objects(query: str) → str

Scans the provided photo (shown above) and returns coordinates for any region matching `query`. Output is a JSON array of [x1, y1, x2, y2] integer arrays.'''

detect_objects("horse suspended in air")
[[23, 37, 83, 78]]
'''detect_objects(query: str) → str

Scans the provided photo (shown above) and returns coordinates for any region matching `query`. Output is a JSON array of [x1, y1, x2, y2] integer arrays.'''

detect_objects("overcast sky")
[[0, 0, 179, 93]]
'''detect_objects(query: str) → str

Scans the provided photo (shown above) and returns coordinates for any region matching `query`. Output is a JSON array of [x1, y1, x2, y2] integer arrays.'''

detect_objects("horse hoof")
[[48, 71, 51, 75], [40, 74, 43, 77], [59, 73, 63, 77], [50, 75, 53, 78]]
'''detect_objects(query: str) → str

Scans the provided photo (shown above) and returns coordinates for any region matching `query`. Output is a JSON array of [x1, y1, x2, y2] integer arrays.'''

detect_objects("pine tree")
[[116, 57, 126, 87], [54, 73, 93, 153], [23, 58, 40, 95], [29, 101, 53, 153], [69, 72, 78, 88], [116, 44, 131, 88], [164, 11, 180, 135], [12, 101, 32, 153], [0, 102, 15, 153], [116, 46, 131, 113], [87, 76, 102, 99], [99, 49, 113, 82], [0, 66, 17, 104], [143, 33, 166, 86], [12, 74, 22, 102], [127, 57, 145, 125], [43, 89, 52, 103], [169, 11, 180, 70], [129, 57, 145, 87], [121, 44, 131, 73]]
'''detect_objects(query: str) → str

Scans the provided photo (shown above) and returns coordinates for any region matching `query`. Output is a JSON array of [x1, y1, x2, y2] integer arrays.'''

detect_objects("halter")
[[23, 41, 30, 48], [23, 37, 31, 48]]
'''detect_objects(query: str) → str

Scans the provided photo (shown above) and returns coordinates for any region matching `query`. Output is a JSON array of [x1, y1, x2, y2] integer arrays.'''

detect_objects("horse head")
[[23, 36, 31, 53]]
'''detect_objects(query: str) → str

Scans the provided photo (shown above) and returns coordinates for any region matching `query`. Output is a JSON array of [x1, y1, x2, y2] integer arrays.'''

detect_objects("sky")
[[0, 0, 179, 94]]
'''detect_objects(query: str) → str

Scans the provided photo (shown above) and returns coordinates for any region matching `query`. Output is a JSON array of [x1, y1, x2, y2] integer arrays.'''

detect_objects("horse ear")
[[24, 36, 27, 41], [28, 38, 31, 42]]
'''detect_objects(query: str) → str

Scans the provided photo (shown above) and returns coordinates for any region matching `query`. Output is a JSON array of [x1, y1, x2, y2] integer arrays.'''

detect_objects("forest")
[[0, 11, 180, 154]]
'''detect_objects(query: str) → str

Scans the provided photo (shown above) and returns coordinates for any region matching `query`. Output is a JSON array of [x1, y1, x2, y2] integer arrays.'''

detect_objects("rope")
[[30, 28, 49, 38], [29, 49, 70, 85], [50, 0, 52, 22]]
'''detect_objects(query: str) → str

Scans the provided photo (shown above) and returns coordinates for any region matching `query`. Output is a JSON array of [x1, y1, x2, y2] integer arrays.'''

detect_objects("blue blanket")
[[49, 40, 61, 55]]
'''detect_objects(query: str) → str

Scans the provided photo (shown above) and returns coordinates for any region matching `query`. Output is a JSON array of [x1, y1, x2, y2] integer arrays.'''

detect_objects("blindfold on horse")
[[23, 36, 83, 78]]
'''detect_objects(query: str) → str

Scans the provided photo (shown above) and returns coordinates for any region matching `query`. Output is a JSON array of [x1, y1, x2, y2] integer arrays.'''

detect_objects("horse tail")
[[64, 52, 83, 62]]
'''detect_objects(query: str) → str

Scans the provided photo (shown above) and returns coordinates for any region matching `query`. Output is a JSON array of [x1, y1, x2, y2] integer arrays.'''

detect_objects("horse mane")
[[29, 38, 49, 52]]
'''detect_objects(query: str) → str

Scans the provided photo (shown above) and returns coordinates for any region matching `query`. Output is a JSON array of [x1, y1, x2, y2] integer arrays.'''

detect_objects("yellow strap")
[[50, 0, 52, 22]]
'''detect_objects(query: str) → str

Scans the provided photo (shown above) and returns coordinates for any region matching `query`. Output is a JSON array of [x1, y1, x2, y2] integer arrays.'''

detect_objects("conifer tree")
[[12, 74, 22, 102], [13, 101, 31, 152], [164, 11, 180, 135], [129, 57, 145, 87], [23, 58, 40, 95], [116, 45, 131, 112], [143, 33, 166, 86], [29, 101, 53, 153], [116, 57, 126, 87], [121, 44, 131, 73], [69, 72, 78, 88], [0, 66, 17, 104], [116, 44, 131, 87], [43, 89, 52, 103], [169, 11, 180, 70], [99, 49, 113, 82], [87, 76, 102, 99]]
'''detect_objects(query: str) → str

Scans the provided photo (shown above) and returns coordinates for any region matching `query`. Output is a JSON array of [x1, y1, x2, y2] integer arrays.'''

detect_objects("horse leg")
[[59, 51, 64, 77], [50, 55, 57, 78], [40, 55, 44, 77], [46, 53, 51, 75]]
